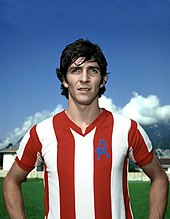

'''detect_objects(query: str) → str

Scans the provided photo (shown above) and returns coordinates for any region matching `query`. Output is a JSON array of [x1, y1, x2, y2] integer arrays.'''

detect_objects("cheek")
[[95, 78, 103, 88], [92, 82, 102, 93], [63, 76, 75, 89]]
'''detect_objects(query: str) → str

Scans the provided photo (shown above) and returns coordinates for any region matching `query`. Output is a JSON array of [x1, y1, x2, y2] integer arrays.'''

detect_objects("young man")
[[3, 39, 169, 219]]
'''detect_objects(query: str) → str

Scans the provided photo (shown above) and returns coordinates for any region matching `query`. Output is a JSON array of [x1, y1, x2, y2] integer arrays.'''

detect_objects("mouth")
[[77, 87, 91, 91]]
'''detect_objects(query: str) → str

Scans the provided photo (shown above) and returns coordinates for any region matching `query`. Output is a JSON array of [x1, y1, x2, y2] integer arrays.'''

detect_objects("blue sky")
[[0, 0, 170, 148]]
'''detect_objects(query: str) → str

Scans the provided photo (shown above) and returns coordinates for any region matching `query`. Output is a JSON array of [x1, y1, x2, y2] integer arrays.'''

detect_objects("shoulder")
[[36, 110, 65, 128], [19, 111, 65, 149], [19, 111, 65, 142], [104, 109, 133, 126], [103, 109, 144, 134], [104, 109, 130, 120]]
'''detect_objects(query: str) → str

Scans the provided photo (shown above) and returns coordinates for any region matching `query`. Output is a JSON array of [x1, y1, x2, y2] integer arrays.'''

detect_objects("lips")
[[77, 87, 91, 91]]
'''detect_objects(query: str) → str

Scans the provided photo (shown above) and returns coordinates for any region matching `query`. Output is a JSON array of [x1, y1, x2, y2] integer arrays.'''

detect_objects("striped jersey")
[[16, 109, 154, 219]]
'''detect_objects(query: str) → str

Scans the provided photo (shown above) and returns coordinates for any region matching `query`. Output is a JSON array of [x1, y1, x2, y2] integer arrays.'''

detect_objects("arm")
[[3, 161, 30, 219], [141, 155, 169, 219]]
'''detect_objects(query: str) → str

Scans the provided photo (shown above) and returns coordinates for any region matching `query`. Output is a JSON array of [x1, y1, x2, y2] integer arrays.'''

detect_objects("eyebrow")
[[68, 65, 100, 72]]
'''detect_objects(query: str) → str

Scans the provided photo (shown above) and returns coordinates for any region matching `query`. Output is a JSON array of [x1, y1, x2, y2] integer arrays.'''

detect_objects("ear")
[[62, 79, 69, 88], [100, 75, 108, 88]]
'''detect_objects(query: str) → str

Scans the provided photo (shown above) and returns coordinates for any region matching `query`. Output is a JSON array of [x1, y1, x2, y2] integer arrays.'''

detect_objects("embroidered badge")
[[96, 139, 110, 160]]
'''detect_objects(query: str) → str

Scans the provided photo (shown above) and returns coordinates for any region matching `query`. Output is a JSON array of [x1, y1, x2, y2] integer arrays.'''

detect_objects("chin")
[[69, 93, 98, 106], [77, 97, 98, 106]]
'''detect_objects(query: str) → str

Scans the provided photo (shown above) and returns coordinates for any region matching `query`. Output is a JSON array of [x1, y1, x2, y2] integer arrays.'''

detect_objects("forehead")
[[70, 57, 99, 68]]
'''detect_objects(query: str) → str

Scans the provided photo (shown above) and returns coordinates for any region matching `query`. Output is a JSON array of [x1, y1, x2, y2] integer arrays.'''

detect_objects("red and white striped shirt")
[[16, 109, 154, 219]]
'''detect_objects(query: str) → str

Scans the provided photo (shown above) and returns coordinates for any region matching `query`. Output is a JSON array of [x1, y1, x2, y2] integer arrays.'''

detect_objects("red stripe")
[[128, 120, 154, 167], [17, 125, 42, 171], [94, 111, 113, 219], [53, 112, 76, 219], [44, 164, 50, 218], [122, 157, 133, 219], [126, 120, 154, 218]]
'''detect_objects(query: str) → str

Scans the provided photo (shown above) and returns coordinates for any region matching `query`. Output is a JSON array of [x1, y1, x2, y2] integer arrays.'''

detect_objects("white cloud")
[[1, 93, 170, 150], [99, 92, 170, 125], [0, 104, 63, 150], [99, 95, 120, 113]]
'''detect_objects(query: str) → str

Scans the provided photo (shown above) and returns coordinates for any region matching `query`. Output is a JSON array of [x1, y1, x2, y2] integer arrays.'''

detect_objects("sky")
[[0, 0, 170, 149]]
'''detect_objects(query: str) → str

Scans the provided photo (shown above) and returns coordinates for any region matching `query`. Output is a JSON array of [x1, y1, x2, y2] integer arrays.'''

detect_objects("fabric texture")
[[16, 109, 154, 219]]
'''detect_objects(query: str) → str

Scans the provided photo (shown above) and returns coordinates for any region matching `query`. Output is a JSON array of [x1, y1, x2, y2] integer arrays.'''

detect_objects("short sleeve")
[[16, 125, 43, 171], [128, 120, 154, 167]]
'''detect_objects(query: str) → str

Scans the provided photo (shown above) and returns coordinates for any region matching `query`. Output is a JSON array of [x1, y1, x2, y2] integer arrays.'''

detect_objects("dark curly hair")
[[56, 39, 108, 99]]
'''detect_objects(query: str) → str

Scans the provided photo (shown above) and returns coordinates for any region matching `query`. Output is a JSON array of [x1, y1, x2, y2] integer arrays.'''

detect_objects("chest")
[[42, 126, 129, 178]]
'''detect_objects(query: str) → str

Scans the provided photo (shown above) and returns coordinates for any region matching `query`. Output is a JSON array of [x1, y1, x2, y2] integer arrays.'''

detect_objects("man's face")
[[63, 57, 106, 106]]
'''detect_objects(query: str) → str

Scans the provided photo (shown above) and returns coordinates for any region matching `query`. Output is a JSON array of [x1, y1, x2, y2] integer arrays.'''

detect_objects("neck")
[[66, 101, 102, 133]]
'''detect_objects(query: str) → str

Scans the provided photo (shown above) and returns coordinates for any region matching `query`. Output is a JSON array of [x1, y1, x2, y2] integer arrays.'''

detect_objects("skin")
[[142, 156, 169, 219], [3, 162, 28, 219], [3, 58, 169, 219], [63, 57, 107, 133]]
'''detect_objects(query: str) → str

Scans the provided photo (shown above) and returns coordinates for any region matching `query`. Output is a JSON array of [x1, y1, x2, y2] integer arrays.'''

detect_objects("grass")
[[0, 178, 44, 219], [0, 178, 169, 218], [129, 182, 170, 218]]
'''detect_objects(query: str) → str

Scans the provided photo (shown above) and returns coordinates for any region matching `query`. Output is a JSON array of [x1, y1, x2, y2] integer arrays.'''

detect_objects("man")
[[3, 39, 169, 219]]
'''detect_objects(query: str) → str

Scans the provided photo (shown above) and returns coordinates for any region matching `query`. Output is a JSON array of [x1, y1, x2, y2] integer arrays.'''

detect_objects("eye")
[[68, 67, 82, 74], [88, 67, 100, 75]]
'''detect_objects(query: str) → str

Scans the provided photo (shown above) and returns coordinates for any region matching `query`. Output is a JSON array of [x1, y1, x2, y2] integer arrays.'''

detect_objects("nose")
[[80, 69, 90, 83]]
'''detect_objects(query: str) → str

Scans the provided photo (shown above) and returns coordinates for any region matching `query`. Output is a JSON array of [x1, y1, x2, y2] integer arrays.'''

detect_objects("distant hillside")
[[143, 121, 170, 158], [1, 121, 170, 158]]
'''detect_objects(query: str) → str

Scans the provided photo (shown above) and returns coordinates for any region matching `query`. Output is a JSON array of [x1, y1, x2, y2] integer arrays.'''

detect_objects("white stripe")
[[36, 117, 60, 219], [137, 123, 152, 152], [71, 128, 96, 219], [16, 131, 30, 160], [111, 114, 132, 219]]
